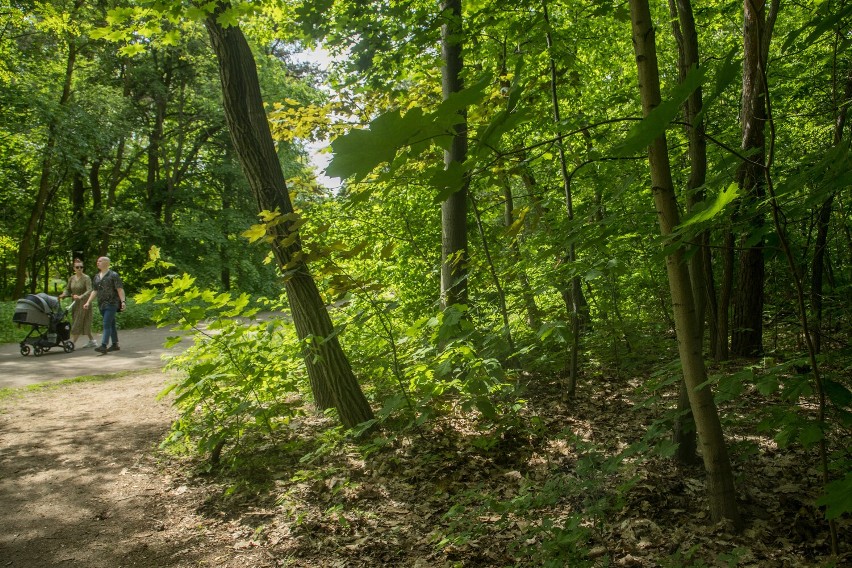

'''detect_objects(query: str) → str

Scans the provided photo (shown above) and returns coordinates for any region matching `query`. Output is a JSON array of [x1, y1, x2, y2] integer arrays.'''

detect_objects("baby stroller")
[[13, 293, 75, 356]]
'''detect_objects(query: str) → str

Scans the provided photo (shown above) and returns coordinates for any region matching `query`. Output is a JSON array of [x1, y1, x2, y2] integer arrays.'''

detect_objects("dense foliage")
[[3, 0, 850, 564]]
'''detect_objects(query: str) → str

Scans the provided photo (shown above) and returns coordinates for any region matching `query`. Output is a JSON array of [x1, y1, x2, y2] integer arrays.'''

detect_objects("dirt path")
[[0, 372, 271, 568]]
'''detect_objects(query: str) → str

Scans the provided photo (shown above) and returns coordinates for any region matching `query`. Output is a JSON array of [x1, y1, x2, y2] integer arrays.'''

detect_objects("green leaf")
[[475, 398, 497, 420], [216, 7, 241, 28], [825, 378, 852, 408], [119, 43, 147, 57], [430, 161, 467, 202], [475, 108, 531, 156], [782, 4, 852, 53], [614, 63, 707, 156], [695, 47, 740, 126], [816, 472, 852, 520], [434, 73, 491, 125], [798, 422, 824, 446], [242, 223, 268, 243], [327, 108, 429, 181], [134, 288, 159, 304], [677, 182, 739, 228]]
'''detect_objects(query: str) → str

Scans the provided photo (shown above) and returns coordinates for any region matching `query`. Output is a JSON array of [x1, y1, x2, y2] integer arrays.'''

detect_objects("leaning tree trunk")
[[628, 0, 741, 527], [439, 0, 469, 308], [205, 2, 373, 429]]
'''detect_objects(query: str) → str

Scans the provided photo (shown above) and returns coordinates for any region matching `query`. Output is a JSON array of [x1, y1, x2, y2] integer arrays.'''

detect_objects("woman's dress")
[[64, 274, 93, 337]]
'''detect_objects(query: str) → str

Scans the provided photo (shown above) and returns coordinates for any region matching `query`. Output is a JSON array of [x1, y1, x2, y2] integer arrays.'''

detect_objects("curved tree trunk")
[[205, 2, 373, 429], [628, 0, 741, 527], [439, 0, 469, 308]]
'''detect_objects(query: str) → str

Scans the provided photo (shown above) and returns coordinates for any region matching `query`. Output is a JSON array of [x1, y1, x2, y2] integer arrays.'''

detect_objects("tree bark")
[[717, 230, 734, 360], [669, 0, 709, 465], [731, 0, 778, 356], [204, 2, 373, 429], [439, 0, 469, 308], [628, 0, 741, 527], [812, 68, 852, 353]]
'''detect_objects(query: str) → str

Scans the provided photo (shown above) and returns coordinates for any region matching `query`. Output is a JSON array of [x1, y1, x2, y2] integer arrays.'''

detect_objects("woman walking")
[[58, 257, 96, 348], [83, 256, 126, 354]]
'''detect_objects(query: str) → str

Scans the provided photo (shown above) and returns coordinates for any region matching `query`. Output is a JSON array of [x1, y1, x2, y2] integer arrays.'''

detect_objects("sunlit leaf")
[[614, 64, 707, 156], [678, 182, 739, 228]]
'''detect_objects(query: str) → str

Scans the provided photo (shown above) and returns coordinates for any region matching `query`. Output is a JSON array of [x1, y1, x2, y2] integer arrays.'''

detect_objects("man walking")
[[83, 256, 126, 353]]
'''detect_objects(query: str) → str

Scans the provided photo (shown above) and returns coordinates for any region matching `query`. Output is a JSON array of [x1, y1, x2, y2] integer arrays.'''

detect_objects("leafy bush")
[[160, 312, 307, 468], [136, 249, 309, 467]]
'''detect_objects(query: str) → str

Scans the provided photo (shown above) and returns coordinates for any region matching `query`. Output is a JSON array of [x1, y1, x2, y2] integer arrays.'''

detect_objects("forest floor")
[[0, 366, 848, 567]]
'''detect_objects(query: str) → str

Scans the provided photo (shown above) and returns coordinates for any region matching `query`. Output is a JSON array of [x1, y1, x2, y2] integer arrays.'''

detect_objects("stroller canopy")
[[13, 293, 62, 326]]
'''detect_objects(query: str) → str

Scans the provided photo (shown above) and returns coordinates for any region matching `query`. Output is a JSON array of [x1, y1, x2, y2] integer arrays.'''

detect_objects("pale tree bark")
[[439, 0, 469, 308], [669, 0, 710, 465], [204, 2, 373, 429], [628, 0, 741, 527]]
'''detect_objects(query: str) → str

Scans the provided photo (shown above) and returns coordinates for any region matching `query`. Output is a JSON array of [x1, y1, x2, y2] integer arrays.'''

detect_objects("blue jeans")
[[100, 304, 119, 347]]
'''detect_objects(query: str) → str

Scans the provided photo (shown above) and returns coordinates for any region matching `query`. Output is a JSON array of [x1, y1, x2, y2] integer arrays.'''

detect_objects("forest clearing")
[[2, 0, 851, 566]]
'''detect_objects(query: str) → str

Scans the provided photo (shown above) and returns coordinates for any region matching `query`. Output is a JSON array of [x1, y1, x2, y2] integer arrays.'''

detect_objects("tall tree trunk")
[[731, 0, 778, 356], [220, 143, 236, 292], [544, 0, 583, 400], [669, 0, 709, 465], [204, 2, 373, 429], [497, 52, 541, 332], [812, 68, 852, 353], [71, 167, 87, 258], [628, 0, 741, 526], [439, 0, 469, 308], [14, 38, 77, 298], [470, 195, 514, 353], [147, 86, 167, 222]]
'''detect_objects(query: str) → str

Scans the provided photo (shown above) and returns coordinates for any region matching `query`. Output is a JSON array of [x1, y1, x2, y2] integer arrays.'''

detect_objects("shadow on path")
[[0, 373, 226, 568]]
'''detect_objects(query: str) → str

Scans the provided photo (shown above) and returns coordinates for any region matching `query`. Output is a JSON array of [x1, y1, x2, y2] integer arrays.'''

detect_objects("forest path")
[[0, 324, 185, 389], [0, 371, 268, 568]]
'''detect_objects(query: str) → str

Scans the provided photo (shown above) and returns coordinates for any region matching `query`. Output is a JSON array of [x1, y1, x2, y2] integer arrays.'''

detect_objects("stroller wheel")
[[20, 344, 31, 356], [63, 341, 75, 353], [34, 345, 44, 357]]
